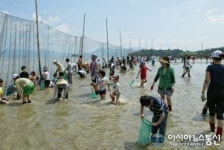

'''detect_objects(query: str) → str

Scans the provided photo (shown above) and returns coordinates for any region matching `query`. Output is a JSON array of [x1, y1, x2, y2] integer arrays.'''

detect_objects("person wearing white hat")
[[53, 60, 65, 75], [201, 50, 224, 138]]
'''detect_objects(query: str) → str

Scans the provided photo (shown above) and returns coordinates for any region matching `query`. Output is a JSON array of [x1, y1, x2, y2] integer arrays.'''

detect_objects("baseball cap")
[[91, 55, 97, 59], [211, 50, 222, 58], [13, 74, 19, 79], [53, 60, 57, 63]]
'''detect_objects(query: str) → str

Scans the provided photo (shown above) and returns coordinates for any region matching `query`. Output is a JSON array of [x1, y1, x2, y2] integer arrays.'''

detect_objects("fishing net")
[[137, 118, 152, 145]]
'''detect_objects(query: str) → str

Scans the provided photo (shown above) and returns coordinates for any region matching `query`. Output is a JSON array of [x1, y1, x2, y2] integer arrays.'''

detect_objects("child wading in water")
[[109, 75, 121, 104], [91, 70, 109, 100], [136, 61, 151, 87]]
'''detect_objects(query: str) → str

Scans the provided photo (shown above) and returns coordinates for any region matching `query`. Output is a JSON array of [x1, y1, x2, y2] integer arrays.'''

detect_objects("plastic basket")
[[137, 118, 152, 145], [90, 88, 96, 99]]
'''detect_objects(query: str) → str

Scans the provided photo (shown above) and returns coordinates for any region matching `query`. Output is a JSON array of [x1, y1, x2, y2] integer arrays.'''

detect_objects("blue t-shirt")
[[207, 64, 224, 91], [149, 96, 168, 117], [91, 61, 97, 77]]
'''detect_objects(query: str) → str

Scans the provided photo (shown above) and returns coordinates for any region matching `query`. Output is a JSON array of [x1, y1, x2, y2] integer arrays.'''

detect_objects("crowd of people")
[[0, 50, 224, 146]]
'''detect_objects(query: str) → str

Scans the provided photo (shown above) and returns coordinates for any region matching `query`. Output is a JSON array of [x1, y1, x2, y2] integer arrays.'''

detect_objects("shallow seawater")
[[0, 59, 223, 150]]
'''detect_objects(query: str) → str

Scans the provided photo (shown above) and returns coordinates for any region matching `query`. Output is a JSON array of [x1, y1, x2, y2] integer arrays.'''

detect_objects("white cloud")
[[55, 24, 70, 33], [31, 13, 42, 22], [31, 13, 60, 25], [205, 8, 224, 24], [44, 16, 60, 25], [2, 11, 9, 14]]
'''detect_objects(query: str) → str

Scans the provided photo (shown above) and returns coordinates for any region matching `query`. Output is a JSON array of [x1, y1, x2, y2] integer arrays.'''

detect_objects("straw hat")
[[56, 79, 67, 85], [158, 57, 170, 64]]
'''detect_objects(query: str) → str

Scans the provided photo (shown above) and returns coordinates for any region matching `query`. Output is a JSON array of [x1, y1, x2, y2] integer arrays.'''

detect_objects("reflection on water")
[[0, 59, 223, 150]]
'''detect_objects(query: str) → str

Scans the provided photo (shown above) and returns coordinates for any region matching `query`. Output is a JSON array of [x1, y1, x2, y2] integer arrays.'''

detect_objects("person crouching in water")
[[140, 95, 169, 143], [53, 72, 69, 101], [109, 75, 121, 104], [14, 76, 34, 104]]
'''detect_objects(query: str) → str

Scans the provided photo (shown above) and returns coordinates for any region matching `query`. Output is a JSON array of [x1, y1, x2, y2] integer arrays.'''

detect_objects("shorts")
[[44, 80, 50, 87], [99, 89, 106, 95], [23, 82, 34, 95], [185, 67, 190, 70], [158, 88, 172, 96], [207, 90, 224, 119]]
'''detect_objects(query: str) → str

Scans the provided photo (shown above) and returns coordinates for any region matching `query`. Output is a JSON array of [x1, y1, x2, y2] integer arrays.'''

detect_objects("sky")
[[1, 0, 224, 51]]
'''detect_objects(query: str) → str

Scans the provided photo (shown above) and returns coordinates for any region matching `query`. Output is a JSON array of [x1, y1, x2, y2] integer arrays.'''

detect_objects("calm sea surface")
[[0, 59, 223, 150]]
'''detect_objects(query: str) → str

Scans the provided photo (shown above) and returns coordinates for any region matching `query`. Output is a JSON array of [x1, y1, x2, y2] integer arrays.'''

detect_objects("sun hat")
[[211, 50, 222, 58], [13, 74, 19, 79], [158, 56, 170, 64]]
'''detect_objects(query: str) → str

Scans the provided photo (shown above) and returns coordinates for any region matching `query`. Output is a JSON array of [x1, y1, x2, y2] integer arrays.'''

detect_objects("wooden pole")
[[35, 0, 42, 78], [106, 18, 109, 62], [80, 14, 85, 56]]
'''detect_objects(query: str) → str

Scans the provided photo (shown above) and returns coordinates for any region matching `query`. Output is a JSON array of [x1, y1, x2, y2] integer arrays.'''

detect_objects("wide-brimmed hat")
[[211, 50, 223, 58], [158, 57, 170, 64], [56, 79, 67, 85]]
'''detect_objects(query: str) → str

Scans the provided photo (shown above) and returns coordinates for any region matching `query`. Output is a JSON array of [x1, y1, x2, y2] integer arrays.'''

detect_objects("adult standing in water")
[[151, 56, 175, 111], [201, 50, 224, 138], [77, 55, 83, 70], [90, 55, 99, 94], [182, 56, 191, 78], [64, 58, 73, 84]]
